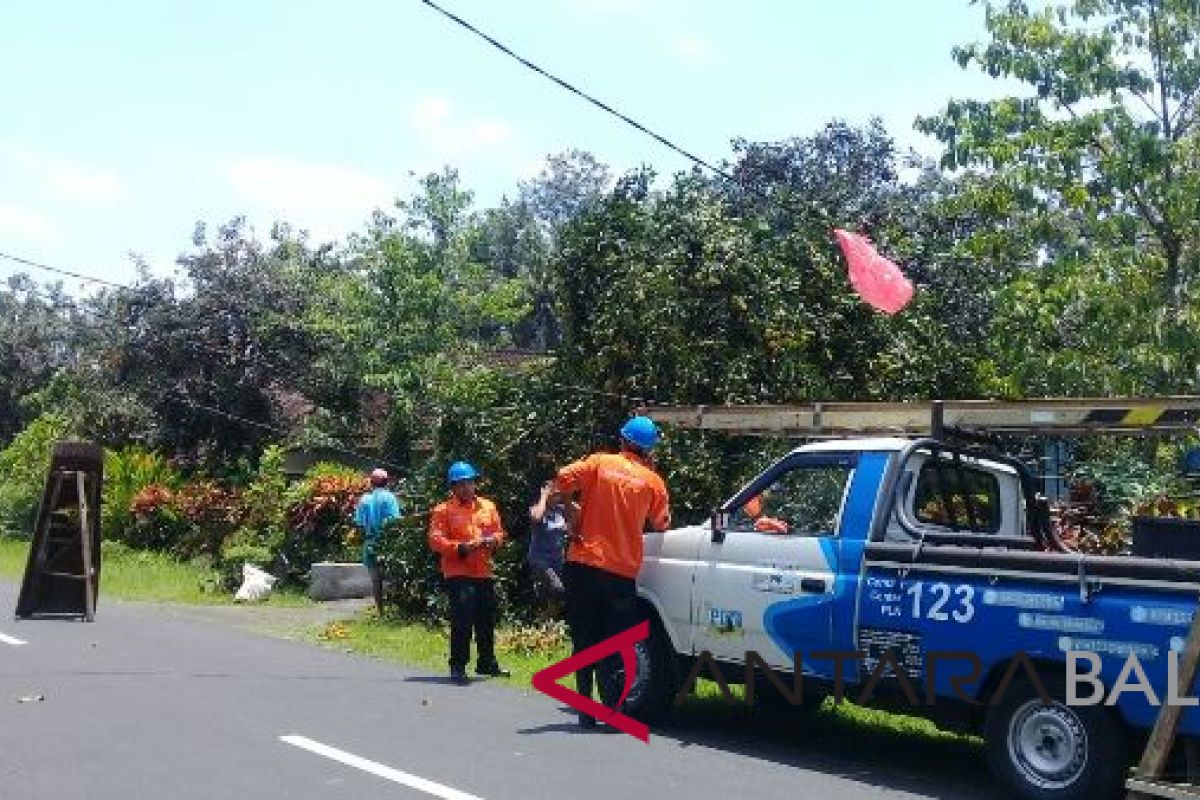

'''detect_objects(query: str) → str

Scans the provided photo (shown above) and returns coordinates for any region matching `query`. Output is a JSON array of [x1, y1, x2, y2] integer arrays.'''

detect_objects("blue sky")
[[0, 0, 1006, 288]]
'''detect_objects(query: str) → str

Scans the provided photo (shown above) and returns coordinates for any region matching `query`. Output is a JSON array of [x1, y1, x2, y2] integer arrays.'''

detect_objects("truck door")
[[692, 454, 856, 669]]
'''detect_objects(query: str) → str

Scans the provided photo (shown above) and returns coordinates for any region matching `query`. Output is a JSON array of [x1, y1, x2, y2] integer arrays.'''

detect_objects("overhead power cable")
[[413, 0, 830, 225], [0, 250, 128, 289], [414, 0, 738, 184]]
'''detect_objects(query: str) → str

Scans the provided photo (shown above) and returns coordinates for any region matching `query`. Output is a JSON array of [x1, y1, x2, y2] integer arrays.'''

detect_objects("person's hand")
[[540, 481, 554, 501], [480, 533, 499, 550]]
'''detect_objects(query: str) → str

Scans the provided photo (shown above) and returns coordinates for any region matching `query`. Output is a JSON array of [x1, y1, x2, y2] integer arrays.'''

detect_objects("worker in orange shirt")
[[428, 461, 510, 685], [554, 415, 671, 728]]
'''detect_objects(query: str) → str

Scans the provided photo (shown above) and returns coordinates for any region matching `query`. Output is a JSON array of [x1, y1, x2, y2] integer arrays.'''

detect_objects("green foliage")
[[376, 515, 445, 622], [0, 277, 79, 445], [921, 0, 1200, 396], [1072, 449, 1178, 515], [237, 445, 290, 553], [282, 467, 366, 579], [554, 124, 981, 410], [102, 446, 181, 544], [0, 413, 73, 536], [126, 484, 190, 551], [170, 481, 245, 560]]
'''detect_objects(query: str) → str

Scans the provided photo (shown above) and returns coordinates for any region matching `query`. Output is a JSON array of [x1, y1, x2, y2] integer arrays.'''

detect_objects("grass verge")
[[313, 615, 571, 688], [0, 535, 312, 606]]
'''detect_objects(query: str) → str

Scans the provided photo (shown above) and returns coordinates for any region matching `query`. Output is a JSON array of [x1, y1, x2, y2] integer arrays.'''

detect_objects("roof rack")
[[646, 397, 1200, 438]]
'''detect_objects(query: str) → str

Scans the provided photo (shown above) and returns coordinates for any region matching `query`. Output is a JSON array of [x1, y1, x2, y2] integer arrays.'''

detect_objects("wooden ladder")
[[1127, 596, 1200, 798], [15, 442, 103, 622]]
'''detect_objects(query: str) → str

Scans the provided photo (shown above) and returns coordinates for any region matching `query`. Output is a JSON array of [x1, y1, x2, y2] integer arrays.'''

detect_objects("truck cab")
[[640, 438, 1027, 674]]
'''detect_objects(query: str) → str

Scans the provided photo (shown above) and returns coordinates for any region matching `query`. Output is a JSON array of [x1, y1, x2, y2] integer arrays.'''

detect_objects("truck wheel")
[[984, 676, 1127, 800], [598, 616, 678, 724]]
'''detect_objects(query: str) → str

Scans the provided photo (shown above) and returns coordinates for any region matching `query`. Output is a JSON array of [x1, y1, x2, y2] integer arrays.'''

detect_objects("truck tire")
[[598, 615, 678, 724], [984, 675, 1127, 800]]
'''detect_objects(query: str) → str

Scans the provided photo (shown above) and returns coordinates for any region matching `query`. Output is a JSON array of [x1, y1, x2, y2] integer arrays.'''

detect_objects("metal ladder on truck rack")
[[647, 397, 1200, 439], [15, 442, 103, 622], [1126, 597, 1200, 799]]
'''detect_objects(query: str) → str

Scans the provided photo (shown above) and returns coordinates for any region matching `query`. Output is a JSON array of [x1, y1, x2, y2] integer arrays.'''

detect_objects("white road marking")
[[0, 632, 27, 646], [280, 735, 483, 800]]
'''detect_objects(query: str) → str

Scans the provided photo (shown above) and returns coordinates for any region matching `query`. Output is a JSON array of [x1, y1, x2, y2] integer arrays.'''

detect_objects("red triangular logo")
[[531, 621, 650, 742]]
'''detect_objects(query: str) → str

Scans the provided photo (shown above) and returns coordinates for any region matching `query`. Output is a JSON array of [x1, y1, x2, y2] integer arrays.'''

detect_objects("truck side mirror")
[[710, 509, 728, 543]]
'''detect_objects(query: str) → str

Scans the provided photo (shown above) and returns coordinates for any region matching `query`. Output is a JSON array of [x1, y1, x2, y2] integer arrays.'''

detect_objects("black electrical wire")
[[415, 0, 737, 183]]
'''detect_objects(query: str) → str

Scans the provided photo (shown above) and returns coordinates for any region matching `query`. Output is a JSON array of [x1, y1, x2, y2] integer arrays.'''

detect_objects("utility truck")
[[624, 401, 1200, 800]]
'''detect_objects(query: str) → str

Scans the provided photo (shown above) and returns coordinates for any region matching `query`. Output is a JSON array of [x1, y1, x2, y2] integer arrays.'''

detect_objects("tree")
[[520, 149, 612, 233], [554, 122, 979, 407], [61, 219, 368, 467], [919, 0, 1200, 395], [0, 276, 80, 444]]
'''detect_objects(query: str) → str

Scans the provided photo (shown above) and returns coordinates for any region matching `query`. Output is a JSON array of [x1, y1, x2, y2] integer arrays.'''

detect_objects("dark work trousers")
[[444, 577, 499, 672], [563, 561, 638, 701]]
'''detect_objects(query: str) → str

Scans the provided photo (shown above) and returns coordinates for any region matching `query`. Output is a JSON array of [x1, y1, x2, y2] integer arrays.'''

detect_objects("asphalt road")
[[0, 582, 1003, 800]]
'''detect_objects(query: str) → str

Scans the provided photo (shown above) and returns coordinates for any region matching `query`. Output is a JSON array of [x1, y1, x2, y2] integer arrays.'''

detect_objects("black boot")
[[476, 663, 511, 678]]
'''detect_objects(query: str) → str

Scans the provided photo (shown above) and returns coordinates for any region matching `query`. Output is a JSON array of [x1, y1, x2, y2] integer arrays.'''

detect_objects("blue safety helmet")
[[447, 461, 480, 485], [620, 415, 660, 451]]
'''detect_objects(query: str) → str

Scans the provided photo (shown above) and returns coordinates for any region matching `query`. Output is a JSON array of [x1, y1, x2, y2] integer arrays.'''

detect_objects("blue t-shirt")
[[354, 489, 401, 546], [527, 503, 567, 572]]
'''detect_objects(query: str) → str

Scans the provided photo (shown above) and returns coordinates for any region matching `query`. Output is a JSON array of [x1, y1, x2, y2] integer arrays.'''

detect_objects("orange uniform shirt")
[[427, 496, 506, 579], [555, 451, 671, 579]]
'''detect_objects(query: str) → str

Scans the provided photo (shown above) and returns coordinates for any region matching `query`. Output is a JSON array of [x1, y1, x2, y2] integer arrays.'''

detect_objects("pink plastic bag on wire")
[[833, 228, 914, 315]]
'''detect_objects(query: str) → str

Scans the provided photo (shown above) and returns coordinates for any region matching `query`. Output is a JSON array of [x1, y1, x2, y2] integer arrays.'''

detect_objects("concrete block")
[[309, 562, 373, 601]]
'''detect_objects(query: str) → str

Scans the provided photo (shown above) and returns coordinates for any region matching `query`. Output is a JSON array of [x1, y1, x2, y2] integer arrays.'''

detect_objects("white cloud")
[[672, 35, 714, 66], [226, 156, 392, 241], [413, 95, 452, 129], [409, 94, 515, 159], [0, 143, 126, 204], [0, 204, 55, 240]]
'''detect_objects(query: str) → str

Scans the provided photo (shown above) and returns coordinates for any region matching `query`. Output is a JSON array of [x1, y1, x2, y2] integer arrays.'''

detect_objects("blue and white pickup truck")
[[626, 437, 1200, 800]]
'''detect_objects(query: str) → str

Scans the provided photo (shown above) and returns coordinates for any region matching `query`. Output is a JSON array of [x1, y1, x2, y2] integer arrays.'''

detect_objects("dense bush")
[[378, 515, 444, 622], [128, 484, 190, 551], [1071, 450, 1178, 517], [171, 481, 245, 561], [235, 445, 289, 553], [102, 447, 181, 545], [0, 413, 74, 536], [217, 445, 290, 587], [280, 466, 368, 579]]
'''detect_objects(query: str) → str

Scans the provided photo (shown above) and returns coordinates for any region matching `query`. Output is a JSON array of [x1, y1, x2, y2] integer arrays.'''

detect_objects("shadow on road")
[[522, 698, 998, 800], [673, 700, 996, 800]]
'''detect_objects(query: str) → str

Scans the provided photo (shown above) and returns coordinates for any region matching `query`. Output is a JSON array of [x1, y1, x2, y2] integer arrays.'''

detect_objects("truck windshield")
[[731, 462, 854, 537]]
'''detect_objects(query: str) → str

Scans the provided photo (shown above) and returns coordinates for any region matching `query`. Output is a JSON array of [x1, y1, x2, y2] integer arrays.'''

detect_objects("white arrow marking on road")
[[0, 632, 27, 646], [280, 735, 483, 800]]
